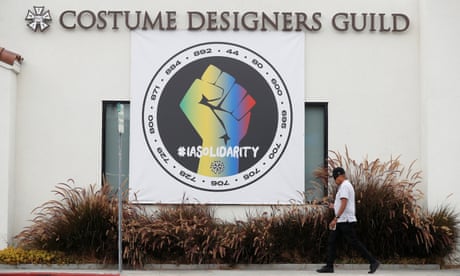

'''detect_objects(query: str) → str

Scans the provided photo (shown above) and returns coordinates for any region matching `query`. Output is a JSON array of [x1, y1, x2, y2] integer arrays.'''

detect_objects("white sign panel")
[[130, 31, 304, 204]]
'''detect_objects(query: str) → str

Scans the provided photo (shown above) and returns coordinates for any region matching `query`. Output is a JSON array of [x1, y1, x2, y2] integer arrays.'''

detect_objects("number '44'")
[[226, 49, 239, 56]]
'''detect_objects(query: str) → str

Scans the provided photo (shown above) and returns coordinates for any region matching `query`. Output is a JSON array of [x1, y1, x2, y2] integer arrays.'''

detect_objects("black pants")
[[326, 222, 376, 266]]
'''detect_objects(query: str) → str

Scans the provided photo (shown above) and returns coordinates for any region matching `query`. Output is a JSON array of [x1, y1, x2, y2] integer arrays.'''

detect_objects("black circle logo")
[[142, 42, 292, 191]]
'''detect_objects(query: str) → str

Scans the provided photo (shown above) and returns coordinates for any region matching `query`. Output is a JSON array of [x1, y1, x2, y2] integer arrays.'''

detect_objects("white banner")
[[130, 31, 304, 204]]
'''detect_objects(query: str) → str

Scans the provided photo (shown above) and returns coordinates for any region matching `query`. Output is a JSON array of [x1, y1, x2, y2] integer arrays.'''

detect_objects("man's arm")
[[336, 198, 348, 218], [330, 198, 348, 229]]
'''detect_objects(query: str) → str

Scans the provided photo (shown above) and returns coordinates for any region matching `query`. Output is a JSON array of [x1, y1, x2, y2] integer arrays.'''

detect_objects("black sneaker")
[[369, 261, 380, 274], [317, 265, 334, 273]]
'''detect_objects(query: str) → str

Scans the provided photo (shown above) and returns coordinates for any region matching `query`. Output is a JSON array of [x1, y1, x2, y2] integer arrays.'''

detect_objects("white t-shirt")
[[334, 179, 357, 223]]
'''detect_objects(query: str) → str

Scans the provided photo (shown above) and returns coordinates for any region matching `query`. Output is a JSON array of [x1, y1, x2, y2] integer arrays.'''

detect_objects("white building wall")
[[0, 61, 19, 248], [420, 0, 460, 210], [305, 2, 421, 168], [0, 0, 458, 244]]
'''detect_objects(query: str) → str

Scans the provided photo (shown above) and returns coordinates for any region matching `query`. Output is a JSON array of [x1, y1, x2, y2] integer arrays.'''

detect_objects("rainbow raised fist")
[[180, 64, 256, 177]]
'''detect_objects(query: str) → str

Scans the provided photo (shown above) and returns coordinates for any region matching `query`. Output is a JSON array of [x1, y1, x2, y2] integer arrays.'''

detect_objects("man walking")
[[317, 167, 380, 274]]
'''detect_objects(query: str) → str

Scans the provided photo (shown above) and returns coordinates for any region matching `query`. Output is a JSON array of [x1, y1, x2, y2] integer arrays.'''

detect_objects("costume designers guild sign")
[[142, 42, 292, 191]]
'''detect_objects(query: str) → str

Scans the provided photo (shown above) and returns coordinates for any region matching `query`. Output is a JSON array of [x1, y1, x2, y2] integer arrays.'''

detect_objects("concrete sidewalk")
[[1, 266, 460, 276], [1, 264, 460, 276], [1, 269, 460, 276], [124, 270, 460, 276]]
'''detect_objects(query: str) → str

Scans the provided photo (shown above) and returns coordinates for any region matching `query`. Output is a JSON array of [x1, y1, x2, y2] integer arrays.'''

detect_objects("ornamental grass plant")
[[428, 205, 459, 262], [270, 204, 330, 263], [319, 149, 459, 263], [15, 180, 120, 262], [8, 149, 459, 266], [123, 203, 224, 267]]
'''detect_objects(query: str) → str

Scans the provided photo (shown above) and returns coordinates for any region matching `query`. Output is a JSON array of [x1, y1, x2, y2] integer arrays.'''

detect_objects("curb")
[[0, 263, 441, 271], [0, 273, 119, 276]]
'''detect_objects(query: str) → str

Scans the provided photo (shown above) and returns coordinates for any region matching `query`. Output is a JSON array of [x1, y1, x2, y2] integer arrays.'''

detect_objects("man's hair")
[[332, 167, 346, 180]]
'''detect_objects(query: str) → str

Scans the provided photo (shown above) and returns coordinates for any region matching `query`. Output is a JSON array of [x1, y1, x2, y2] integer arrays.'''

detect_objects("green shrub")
[[0, 247, 70, 264]]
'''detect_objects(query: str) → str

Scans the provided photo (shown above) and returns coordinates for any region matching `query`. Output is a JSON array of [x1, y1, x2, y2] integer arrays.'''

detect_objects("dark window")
[[102, 101, 130, 196], [304, 102, 328, 202], [101, 101, 327, 202]]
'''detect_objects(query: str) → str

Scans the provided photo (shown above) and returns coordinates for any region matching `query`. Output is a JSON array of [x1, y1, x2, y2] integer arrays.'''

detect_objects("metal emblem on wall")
[[25, 6, 52, 32]]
